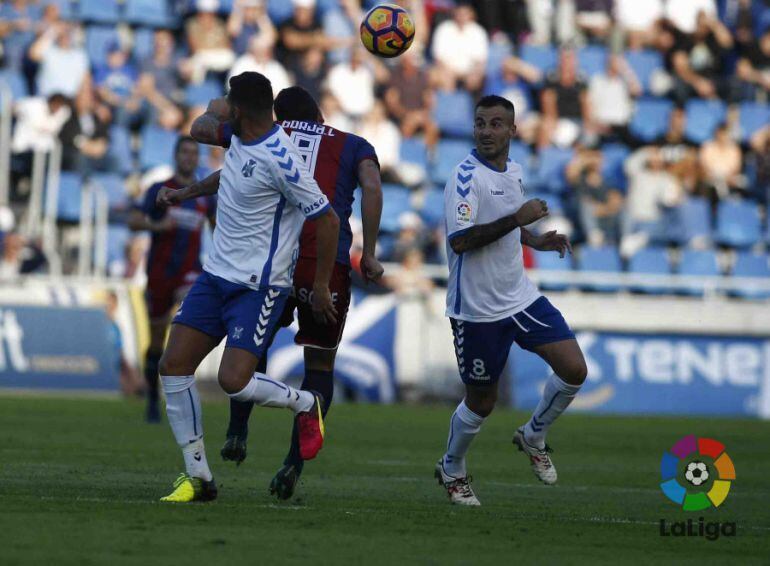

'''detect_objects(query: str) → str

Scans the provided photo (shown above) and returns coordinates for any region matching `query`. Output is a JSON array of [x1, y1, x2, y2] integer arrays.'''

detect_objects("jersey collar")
[[471, 149, 508, 173], [241, 124, 280, 146]]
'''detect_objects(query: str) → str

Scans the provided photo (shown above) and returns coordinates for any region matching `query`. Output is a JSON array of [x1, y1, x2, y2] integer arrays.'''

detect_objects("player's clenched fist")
[[513, 198, 549, 227], [156, 186, 182, 207]]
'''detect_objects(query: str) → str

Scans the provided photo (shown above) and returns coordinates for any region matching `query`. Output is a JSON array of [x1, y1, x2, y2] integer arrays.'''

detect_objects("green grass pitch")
[[1, 395, 768, 565]]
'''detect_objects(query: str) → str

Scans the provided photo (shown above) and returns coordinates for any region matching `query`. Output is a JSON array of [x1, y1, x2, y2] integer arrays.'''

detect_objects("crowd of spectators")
[[0, 0, 769, 293]]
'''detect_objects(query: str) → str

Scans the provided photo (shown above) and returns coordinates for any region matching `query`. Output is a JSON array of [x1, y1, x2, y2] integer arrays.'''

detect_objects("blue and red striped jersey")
[[136, 177, 216, 284]]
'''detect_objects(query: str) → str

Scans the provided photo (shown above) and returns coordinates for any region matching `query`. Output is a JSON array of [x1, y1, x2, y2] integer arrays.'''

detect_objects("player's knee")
[[465, 389, 497, 418], [561, 359, 588, 386], [158, 353, 187, 377], [217, 371, 241, 395]]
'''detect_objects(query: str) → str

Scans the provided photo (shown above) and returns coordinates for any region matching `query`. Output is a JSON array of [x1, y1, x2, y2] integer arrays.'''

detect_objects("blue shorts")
[[450, 296, 575, 385], [173, 271, 289, 359]]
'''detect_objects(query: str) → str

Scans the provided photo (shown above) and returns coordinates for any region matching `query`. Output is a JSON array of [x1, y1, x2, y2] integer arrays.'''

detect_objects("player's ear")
[[511, 123, 518, 137]]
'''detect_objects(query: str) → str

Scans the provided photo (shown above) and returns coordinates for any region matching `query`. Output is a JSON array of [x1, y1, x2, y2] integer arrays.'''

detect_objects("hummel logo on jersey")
[[241, 159, 257, 178], [491, 188, 504, 196]]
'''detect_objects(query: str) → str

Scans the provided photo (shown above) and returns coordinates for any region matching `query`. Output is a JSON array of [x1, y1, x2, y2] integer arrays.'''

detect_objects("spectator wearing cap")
[[93, 41, 142, 127], [182, 0, 236, 84], [326, 47, 375, 121], [588, 54, 640, 143], [614, 0, 664, 49], [430, 3, 488, 93], [384, 50, 439, 148], [227, 0, 276, 56], [229, 35, 292, 97], [29, 21, 89, 97], [538, 48, 591, 148]]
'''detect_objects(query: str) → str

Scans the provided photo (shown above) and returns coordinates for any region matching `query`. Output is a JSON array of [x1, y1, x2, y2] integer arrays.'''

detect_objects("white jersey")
[[444, 149, 540, 322], [204, 125, 330, 289]]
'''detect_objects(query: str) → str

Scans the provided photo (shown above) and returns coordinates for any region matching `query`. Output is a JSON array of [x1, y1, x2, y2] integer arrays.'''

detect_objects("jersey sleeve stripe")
[[258, 195, 287, 288], [448, 226, 472, 241]]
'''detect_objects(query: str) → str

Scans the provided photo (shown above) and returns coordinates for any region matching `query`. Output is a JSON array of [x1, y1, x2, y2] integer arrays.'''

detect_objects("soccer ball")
[[685, 461, 709, 486], [360, 4, 415, 58]]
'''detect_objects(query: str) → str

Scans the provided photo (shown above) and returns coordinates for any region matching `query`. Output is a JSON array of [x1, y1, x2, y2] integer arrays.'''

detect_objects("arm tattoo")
[[450, 214, 521, 254]]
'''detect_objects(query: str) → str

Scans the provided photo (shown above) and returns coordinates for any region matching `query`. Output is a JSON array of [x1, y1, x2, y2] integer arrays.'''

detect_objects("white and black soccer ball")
[[685, 461, 709, 486]]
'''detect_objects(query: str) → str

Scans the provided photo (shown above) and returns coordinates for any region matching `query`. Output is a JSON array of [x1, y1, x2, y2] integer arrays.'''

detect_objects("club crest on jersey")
[[241, 159, 258, 178], [456, 202, 472, 225]]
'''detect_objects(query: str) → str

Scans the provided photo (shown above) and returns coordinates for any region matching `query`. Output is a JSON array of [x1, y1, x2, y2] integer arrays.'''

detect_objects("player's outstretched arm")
[[311, 208, 341, 325], [450, 198, 548, 254], [190, 97, 231, 147], [358, 159, 385, 284], [520, 227, 572, 258], [157, 170, 222, 207]]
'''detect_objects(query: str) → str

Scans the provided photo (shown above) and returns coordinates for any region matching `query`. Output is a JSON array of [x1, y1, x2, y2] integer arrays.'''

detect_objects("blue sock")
[[284, 369, 334, 472]]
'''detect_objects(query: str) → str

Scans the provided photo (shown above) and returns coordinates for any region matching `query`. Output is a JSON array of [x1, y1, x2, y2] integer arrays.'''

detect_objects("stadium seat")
[[670, 197, 712, 245], [624, 49, 663, 94], [508, 142, 532, 178], [106, 126, 133, 175], [91, 173, 129, 211], [519, 44, 557, 75], [714, 199, 762, 248], [530, 147, 573, 193], [268, 0, 295, 25], [106, 224, 130, 265], [132, 27, 156, 64], [577, 245, 622, 292], [139, 125, 177, 171], [379, 184, 412, 233], [532, 249, 573, 291], [678, 249, 719, 296], [418, 188, 445, 228], [0, 69, 29, 100], [577, 45, 608, 76], [627, 248, 672, 294], [629, 97, 673, 142], [55, 172, 85, 223], [185, 80, 224, 107], [684, 99, 727, 144], [738, 102, 770, 142], [431, 139, 471, 185], [400, 137, 429, 170], [487, 40, 512, 74], [124, 0, 177, 28], [86, 26, 121, 68], [600, 143, 631, 191], [433, 91, 474, 138], [77, 0, 120, 24], [731, 252, 770, 299]]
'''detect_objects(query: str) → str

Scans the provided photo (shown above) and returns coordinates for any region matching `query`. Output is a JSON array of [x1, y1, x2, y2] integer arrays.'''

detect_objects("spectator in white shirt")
[[588, 54, 641, 141], [28, 22, 89, 97], [229, 35, 292, 95], [430, 4, 488, 92], [12, 93, 71, 154], [326, 47, 375, 120], [358, 101, 402, 183], [614, 0, 664, 48], [665, 0, 717, 35]]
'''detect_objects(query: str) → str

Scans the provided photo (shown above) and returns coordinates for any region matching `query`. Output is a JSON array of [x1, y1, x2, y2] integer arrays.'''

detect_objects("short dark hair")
[[274, 86, 320, 122], [475, 95, 515, 121], [174, 135, 198, 155], [227, 71, 273, 117]]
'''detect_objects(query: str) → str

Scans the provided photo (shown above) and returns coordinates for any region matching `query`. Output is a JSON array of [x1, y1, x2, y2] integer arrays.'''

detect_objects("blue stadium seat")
[[400, 137, 429, 170], [487, 40, 512, 74], [380, 184, 412, 233], [738, 102, 770, 142], [55, 172, 84, 222], [678, 249, 719, 296], [0, 69, 29, 100], [600, 143, 630, 191], [577, 46, 607, 76], [107, 126, 133, 175], [519, 44, 557, 75], [577, 245, 622, 292], [418, 188, 445, 228], [185, 80, 223, 107], [268, 0, 295, 25], [132, 27, 155, 64], [433, 91, 474, 138], [431, 139, 471, 185], [624, 50, 663, 94], [714, 199, 762, 248], [86, 26, 121, 68], [91, 173, 129, 211], [684, 99, 727, 144], [533, 249, 573, 291], [46, 0, 74, 20], [670, 197, 712, 245], [77, 0, 120, 24], [530, 147, 573, 193], [508, 142, 532, 178], [628, 248, 672, 294], [106, 224, 130, 265], [629, 97, 673, 142], [731, 252, 770, 299], [124, 0, 177, 28], [139, 125, 177, 170]]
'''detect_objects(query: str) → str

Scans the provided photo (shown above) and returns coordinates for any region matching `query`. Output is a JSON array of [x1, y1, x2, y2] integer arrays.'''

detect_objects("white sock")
[[442, 400, 485, 478], [161, 375, 213, 481], [524, 373, 582, 449], [228, 372, 314, 414]]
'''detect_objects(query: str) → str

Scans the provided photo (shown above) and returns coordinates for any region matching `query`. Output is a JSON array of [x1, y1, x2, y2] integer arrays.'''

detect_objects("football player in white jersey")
[[435, 95, 588, 506], [155, 72, 340, 503]]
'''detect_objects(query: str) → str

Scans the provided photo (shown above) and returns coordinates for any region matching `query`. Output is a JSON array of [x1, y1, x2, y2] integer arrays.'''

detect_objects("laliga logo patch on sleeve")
[[456, 202, 472, 225]]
